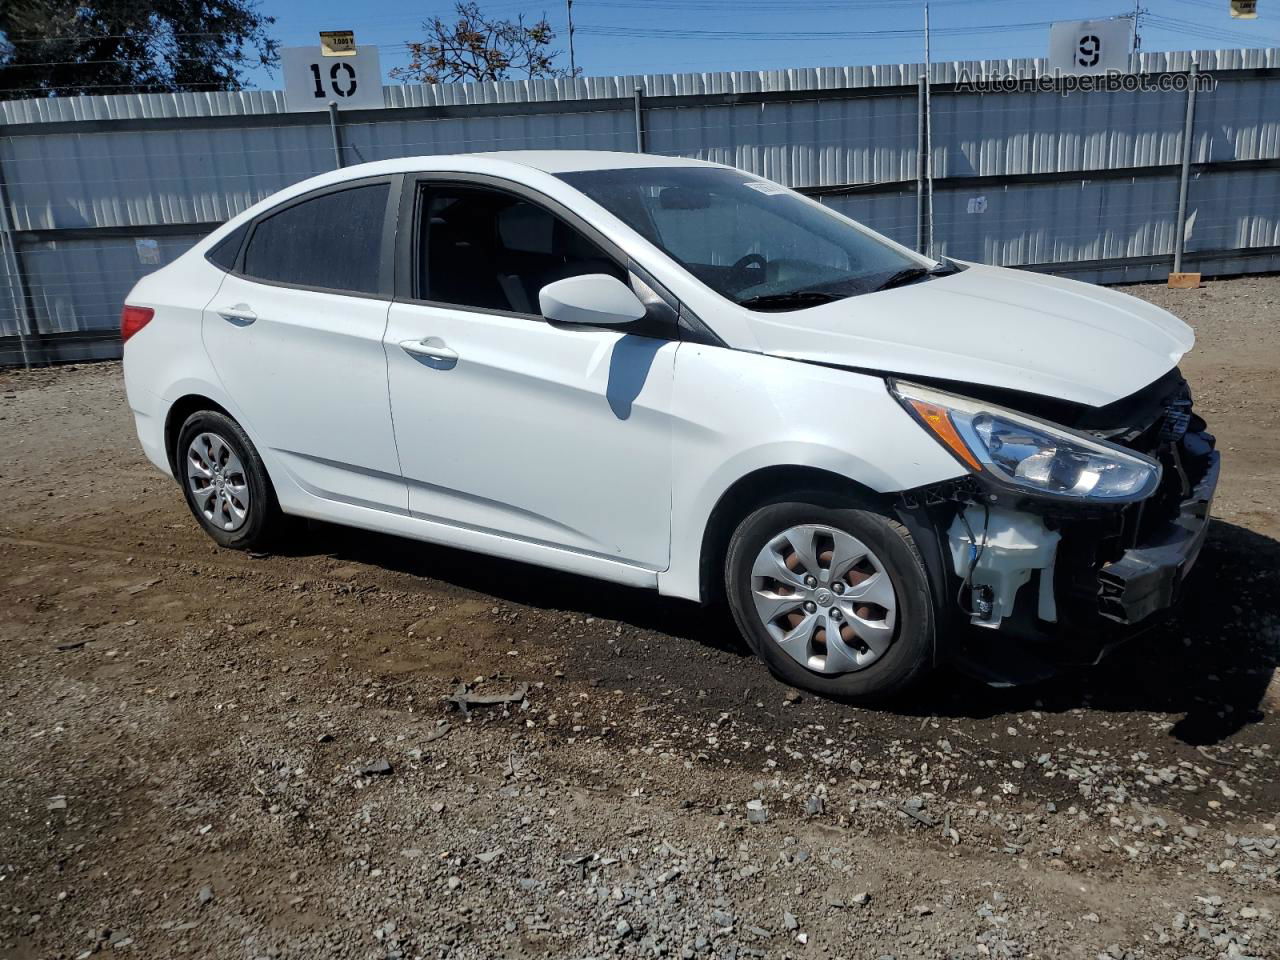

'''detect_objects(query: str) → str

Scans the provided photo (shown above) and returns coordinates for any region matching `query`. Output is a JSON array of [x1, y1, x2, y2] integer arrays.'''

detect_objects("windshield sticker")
[[743, 180, 789, 196]]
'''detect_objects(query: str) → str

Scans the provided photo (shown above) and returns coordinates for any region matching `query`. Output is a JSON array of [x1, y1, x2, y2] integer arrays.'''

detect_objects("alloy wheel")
[[185, 432, 251, 532]]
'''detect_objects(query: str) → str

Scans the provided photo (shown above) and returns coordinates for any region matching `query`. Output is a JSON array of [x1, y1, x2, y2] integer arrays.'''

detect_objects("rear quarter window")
[[205, 222, 249, 272]]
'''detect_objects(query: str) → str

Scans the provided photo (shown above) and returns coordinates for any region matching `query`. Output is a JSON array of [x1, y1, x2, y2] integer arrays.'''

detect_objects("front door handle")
[[217, 303, 257, 325], [399, 338, 458, 363]]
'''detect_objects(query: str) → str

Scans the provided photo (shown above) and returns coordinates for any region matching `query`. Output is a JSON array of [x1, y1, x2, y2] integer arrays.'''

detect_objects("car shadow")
[[286, 517, 1277, 746], [901, 519, 1280, 746], [289, 519, 751, 659]]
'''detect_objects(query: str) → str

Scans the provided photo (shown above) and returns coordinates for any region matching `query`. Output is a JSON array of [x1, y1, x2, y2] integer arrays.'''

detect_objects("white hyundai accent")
[[121, 151, 1218, 699]]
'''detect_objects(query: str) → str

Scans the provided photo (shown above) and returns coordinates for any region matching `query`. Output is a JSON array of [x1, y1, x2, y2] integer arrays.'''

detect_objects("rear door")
[[202, 176, 407, 512], [383, 175, 678, 571]]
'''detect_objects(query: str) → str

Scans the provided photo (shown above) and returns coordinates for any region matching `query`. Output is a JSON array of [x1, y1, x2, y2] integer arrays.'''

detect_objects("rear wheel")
[[176, 410, 284, 550], [725, 492, 934, 701]]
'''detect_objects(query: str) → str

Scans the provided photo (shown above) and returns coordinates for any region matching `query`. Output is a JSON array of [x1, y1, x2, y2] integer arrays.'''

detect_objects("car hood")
[[748, 263, 1195, 407]]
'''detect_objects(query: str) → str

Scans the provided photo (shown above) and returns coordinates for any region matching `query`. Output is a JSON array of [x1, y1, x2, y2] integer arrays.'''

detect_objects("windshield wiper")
[[873, 266, 931, 291], [737, 290, 845, 311], [873, 259, 960, 292]]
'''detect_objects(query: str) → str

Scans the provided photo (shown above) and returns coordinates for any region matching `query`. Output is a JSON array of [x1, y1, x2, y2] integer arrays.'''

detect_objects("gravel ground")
[[1, 274, 1278, 960]]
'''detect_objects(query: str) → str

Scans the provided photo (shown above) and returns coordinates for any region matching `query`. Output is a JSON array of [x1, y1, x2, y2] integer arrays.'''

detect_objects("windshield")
[[558, 166, 928, 310]]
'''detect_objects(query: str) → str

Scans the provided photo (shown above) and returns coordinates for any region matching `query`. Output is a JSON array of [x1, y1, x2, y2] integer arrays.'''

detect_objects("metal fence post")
[[922, 8, 935, 258], [916, 74, 928, 255], [633, 86, 645, 153], [0, 129, 34, 368], [1172, 61, 1199, 275], [328, 102, 344, 169]]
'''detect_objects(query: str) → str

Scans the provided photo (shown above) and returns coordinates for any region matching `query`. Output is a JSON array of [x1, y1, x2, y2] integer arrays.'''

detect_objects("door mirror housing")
[[538, 274, 647, 327]]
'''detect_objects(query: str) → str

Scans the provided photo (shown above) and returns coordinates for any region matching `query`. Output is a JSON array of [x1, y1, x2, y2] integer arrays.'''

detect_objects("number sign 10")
[[282, 46, 382, 112], [310, 61, 359, 99]]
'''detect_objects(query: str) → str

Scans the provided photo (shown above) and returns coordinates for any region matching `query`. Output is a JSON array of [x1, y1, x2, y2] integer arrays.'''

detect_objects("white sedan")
[[122, 151, 1218, 699]]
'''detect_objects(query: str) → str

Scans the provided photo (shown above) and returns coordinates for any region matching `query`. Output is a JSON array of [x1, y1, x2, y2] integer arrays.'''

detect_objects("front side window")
[[559, 166, 927, 310], [242, 182, 389, 295], [418, 184, 624, 314]]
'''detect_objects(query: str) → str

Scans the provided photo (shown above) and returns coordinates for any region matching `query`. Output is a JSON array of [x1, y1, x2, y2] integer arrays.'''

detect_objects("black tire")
[[175, 410, 285, 551], [724, 490, 934, 701]]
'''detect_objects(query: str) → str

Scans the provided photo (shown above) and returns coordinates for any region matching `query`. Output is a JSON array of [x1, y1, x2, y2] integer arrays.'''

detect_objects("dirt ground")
[[1, 275, 1278, 960]]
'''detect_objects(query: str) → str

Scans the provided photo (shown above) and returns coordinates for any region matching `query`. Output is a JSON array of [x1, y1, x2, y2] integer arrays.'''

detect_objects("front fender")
[[659, 344, 966, 601]]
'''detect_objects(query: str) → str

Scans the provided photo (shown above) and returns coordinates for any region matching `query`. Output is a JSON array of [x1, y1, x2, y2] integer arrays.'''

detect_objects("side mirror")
[[538, 274, 646, 327]]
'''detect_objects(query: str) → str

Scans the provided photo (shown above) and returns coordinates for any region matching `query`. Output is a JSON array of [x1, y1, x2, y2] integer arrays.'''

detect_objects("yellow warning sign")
[[319, 31, 357, 56]]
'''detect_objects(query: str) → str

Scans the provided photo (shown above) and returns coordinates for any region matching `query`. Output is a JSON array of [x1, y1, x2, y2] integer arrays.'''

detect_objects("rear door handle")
[[217, 303, 257, 325], [399, 338, 458, 362]]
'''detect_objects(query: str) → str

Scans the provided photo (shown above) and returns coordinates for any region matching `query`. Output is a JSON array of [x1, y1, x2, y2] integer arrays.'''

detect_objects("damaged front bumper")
[[899, 427, 1220, 669], [1096, 444, 1218, 625]]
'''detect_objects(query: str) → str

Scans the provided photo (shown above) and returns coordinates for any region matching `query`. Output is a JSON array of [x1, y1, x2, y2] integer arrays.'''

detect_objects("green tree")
[[0, 0, 277, 100], [391, 2, 575, 85]]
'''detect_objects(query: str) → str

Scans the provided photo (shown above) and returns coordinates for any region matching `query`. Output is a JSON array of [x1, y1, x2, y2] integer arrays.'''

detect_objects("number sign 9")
[[1047, 19, 1132, 75], [1076, 34, 1102, 68]]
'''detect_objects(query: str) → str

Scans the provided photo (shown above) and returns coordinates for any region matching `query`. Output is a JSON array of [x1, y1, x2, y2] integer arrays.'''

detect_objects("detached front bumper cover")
[[1096, 444, 1220, 624]]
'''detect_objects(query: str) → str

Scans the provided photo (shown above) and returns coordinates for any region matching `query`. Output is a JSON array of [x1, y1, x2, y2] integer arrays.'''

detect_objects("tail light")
[[121, 305, 154, 343]]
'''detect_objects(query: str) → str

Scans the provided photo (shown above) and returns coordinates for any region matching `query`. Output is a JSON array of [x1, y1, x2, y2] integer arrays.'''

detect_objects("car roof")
[[303, 150, 719, 185], [470, 150, 716, 173], [198, 150, 726, 256]]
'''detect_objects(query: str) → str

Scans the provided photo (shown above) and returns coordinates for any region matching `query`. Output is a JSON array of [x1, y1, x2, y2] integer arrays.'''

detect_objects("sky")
[[240, 0, 1280, 89]]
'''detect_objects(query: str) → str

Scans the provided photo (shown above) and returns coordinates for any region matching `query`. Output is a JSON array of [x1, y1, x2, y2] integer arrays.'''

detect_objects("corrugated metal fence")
[[2, 47, 1278, 365]]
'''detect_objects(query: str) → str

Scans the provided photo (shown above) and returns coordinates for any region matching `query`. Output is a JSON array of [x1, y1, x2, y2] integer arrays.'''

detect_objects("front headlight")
[[891, 380, 1160, 501]]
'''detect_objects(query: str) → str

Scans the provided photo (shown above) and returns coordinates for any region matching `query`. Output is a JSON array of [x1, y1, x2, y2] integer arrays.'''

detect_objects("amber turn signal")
[[905, 399, 983, 472]]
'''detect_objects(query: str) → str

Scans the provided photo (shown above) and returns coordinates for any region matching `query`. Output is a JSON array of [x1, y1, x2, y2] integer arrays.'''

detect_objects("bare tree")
[[390, 2, 575, 85]]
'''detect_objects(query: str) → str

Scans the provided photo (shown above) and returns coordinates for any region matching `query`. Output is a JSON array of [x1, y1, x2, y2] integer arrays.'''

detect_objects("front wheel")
[[724, 492, 935, 701]]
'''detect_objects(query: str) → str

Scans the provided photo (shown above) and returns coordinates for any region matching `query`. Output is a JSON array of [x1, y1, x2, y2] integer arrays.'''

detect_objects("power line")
[[578, 0, 1014, 7], [1167, 0, 1237, 10], [1146, 13, 1280, 45], [0, 17, 1117, 86], [1, 56, 265, 70], [574, 18, 1123, 41], [3, 5, 1276, 97], [1, 30, 259, 44]]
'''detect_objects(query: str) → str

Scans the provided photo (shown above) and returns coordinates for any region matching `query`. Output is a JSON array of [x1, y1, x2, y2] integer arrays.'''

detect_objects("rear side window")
[[243, 183, 389, 294], [205, 222, 249, 272]]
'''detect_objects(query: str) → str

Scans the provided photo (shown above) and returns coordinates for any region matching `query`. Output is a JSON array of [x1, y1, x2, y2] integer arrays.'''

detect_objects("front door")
[[202, 177, 407, 512], [384, 179, 676, 570]]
